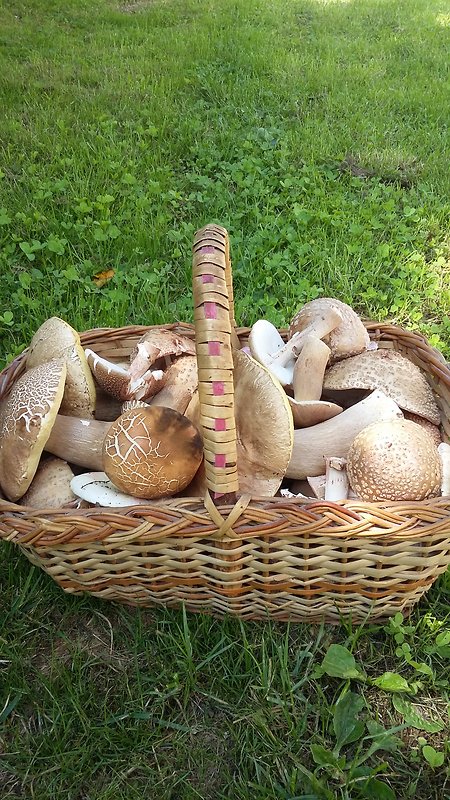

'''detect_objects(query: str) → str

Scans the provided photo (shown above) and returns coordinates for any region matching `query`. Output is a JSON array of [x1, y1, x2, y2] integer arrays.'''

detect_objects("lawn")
[[0, 0, 449, 797]]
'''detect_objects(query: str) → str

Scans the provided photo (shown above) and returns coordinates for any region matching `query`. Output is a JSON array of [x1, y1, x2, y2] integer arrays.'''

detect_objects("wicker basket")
[[1, 224, 450, 623]]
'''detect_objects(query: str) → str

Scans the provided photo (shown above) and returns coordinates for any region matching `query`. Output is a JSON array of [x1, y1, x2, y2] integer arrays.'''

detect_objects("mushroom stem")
[[270, 308, 342, 368], [293, 336, 331, 401], [438, 442, 450, 496], [286, 389, 404, 479], [324, 457, 349, 501], [45, 416, 110, 470]]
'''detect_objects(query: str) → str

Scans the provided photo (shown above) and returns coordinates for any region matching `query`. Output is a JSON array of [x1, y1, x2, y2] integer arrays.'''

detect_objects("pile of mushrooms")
[[0, 300, 448, 509]]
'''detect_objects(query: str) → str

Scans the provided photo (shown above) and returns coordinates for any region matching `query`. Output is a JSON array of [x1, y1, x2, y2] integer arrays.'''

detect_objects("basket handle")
[[192, 225, 239, 501]]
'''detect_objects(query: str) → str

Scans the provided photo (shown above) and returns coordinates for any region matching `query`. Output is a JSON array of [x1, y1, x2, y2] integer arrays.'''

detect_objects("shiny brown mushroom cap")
[[323, 349, 441, 425], [102, 406, 203, 499], [346, 418, 442, 501], [0, 358, 67, 501], [26, 317, 96, 418], [289, 298, 370, 363]]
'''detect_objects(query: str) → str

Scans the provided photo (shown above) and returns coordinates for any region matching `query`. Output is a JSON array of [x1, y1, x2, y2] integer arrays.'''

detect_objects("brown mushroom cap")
[[85, 349, 165, 402], [323, 349, 441, 425], [346, 418, 442, 501], [26, 317, 96, 418], [403, 411, 442, 447], [0, 359, 67, 501], [149, 355, 198, 413], [128, 330, 196, 383], [102, 406, 203, 499], [233, 350, 294, 495], [20, 457, 75, 508], [289, 298, 370, 363]]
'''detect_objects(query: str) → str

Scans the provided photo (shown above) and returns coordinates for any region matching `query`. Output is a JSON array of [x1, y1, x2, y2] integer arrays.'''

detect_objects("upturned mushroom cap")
[[346, 419, 442, 501], [128, 330, 196, 383], [20, 457, 75, 508], [289, 298, 370, 363], [102, 406, 203, 499], [70, 471, 151, 507], [85, 349, 165, 402], [0, 358, 67, 501], [323, 349, 441, 425], [233, 349, 294, 495], [26, 317, 96, 418]]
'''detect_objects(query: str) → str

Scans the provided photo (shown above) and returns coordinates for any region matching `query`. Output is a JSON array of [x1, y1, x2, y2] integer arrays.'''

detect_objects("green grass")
[[0, 0, 450, 797]]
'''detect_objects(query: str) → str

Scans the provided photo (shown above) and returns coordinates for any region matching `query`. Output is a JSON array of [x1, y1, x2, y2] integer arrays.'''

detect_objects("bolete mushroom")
[[26, 317, 96, 418], [102, 406, 203, 499], [322, 349, 441, 425], [288, 336, 343, 427], [0, 359, 67, 501], [20, 457, 76, 508], [346, 418, 442, 501], [288, 297, 371, 363], [285, 389, 403, 479]]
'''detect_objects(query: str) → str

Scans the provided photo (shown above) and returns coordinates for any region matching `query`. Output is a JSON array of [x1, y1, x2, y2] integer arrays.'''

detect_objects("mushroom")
[[128, 329, 196, 384], [322, 349, 441, 425], [85, 349, 165, 402], [288, 297, 371, 363], [19, 457, 76, 508], [285, 389, 403, 479], [70, 472, 151, 507], [26, 317, 96, 418], [149, 355, 198, 414], [346, 419, 442, 501], [404, 411, 442, 447], [324, 457, 349, 501], [248, 320, 297, 386], [287, 336, 343, 427], [102, 406, 203, 499], [438, 443, 450, 496], [0, 358, 67, 501]]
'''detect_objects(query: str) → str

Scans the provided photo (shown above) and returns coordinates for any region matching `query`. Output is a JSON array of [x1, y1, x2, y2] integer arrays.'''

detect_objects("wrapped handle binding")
[[192, 225, 239, 501]]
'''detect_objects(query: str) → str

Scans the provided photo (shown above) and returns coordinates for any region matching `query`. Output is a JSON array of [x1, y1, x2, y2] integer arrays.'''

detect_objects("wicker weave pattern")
[[1, 225, 450, 621]]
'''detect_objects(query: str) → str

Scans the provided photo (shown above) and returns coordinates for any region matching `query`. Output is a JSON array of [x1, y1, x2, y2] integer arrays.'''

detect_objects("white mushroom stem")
[[324, 457, 349, 501], [438, 442, 450, 495], [45, 416, 110, 470], [270, 307, 342, 367], [293, 336, 331, 401], [286, 389, 404, 479]]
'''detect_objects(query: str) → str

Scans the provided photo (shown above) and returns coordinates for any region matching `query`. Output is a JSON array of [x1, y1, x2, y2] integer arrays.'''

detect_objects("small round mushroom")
[[323, 349, 441, 425], [70, 471, 151, 507], [26, 317, 96, 418], [288, 298, 371, 363], [346, 419, 442, 501], [20, 457, 76, 508], [102, 406, 203, 499], [0, 359, 67, 501]]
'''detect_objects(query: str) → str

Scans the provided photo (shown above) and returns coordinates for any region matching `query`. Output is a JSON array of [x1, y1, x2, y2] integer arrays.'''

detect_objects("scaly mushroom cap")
[[149, 355, 198, 413], [403, 411, 442, 447], [323, 349, 440, 425], [347, 419, 442, 501], [233, 349, 294, 495], [26, 317, 96, 418], [20, 457, 75, 508], [102, 406, 203, 499], [0, 359, 67, 501], [289, 298, 370, 363], [128, 330, 196, 383]]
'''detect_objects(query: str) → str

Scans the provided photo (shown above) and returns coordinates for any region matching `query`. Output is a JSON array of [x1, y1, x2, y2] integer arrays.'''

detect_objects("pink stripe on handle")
[[215, 454, 226, 468], [198, 246, 216, 254], [215, 418, 226, 431], [212, 381, 224, 395], [201, 274, 214, 283], [204, 302, 217, 319], [208, 341, 220, 356]]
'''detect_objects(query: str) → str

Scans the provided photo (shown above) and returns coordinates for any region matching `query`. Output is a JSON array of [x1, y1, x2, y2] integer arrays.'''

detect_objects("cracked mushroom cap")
[[289, 298, 370, 363], [346, 418, 442, 501], [233, 349, 294, 495], [0, 358, 67, 501], [323, 349, 440, 425], [26, 317, 96, 418], [102, 406, 203, 499]]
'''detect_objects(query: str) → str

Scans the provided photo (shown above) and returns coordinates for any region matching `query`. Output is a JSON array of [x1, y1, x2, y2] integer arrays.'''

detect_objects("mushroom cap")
[[128, 330, 196, 382], [149, 355, 198, 413], [323, 349, 441, 425], [404, 411, 442, 447], [85, 349, 165, 402], [289, 298, 370, 363], [102, 406, 203, 499], [26, 317, 96, 418], [233, 349, 294, 495], [20, 457, 75, 508], [0, 358, 67, 501], [248, 319, 295, 386], [70, 471, 151, 507], [346, 418, 442, 501]]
